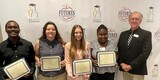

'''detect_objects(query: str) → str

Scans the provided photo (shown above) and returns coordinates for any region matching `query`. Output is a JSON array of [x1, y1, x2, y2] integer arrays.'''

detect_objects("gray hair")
[[129, 11, 143, 20]]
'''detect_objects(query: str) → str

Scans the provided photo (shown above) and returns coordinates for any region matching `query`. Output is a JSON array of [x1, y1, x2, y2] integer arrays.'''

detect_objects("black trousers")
[[18, 76, 34, 80], [3, 75, 33, 80], [89, 72, 115, 80]]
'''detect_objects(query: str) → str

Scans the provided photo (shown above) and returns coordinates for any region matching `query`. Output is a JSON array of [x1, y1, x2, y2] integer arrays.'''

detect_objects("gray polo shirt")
[[90, 40, 116, 74]]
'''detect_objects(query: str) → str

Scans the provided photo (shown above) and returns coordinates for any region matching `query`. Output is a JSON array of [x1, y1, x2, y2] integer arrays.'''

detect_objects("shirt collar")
[[129, 27, 141, 34], [7, 37, 23, 47]]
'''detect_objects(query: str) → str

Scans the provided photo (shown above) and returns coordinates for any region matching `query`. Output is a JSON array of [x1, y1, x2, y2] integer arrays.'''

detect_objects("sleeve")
[[117, 33, 123, 66], [28, 43, 36, 75], [130, 32, 152, 69], [0, 49, 5, 80], [64, 43, 73, 77], [0, 47, 7, 80], [0, 76, 5, 80]]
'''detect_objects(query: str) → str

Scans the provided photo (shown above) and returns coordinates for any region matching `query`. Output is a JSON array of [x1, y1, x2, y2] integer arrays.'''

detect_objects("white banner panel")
[[0, 0, 159, 80]]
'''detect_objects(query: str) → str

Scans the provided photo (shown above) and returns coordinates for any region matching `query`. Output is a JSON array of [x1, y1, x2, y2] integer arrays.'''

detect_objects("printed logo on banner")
[[59, 4, 75, 22], [108, 29, 118, 50], [118, 7, 132, 22], [147, 6, 154, 22], [108, 29, 117, 41], [152, 64, 158, 77], [154, 28, 160, 41], [28, 3, 39, 22], [93, 5, 101, 22]]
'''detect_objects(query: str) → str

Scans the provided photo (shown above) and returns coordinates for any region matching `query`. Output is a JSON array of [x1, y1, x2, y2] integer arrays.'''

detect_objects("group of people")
[[0, 11, 152, 80]]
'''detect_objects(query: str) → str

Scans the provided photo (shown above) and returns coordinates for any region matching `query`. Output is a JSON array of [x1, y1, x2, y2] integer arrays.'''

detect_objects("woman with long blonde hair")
[[65, 25, 91, 80]]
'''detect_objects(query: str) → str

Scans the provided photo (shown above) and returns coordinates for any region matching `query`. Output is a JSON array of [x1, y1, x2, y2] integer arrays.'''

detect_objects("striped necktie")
[[127, 33, 133, 45]]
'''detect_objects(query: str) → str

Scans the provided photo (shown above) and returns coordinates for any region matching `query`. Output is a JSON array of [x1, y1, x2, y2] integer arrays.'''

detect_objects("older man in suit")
[[117, 11, 152, 80]]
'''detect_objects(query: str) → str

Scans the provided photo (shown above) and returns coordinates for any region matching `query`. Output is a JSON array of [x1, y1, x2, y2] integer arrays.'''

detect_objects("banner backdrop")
[[0, 0, 159, 80]]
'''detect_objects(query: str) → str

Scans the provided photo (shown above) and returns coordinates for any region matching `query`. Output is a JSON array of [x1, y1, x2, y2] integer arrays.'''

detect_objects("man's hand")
[[120, 63, 132, 72]]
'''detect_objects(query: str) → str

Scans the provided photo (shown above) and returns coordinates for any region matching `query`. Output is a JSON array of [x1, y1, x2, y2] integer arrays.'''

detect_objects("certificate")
[[72, 59, 92, 75], [40, 56, 61, 71], [97, 51, 116, 67], [3, 58, 30, 80]]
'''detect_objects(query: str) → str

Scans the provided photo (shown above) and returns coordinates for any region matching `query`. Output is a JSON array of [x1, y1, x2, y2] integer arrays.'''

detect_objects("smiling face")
[[97, 29, 108, 44], [74, 27, 83, 41], [5, 21, 20, 38], [45, 24, 56, 40], [128, 12, 142, 30]]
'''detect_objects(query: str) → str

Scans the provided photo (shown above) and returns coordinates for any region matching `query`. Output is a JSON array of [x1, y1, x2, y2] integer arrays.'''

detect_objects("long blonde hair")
[[70, 25, 86, 59]]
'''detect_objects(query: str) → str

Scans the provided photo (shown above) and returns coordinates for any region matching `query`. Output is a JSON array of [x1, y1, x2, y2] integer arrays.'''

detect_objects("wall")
[[0, 23, 3, 42], [0, 0, 159, 80]]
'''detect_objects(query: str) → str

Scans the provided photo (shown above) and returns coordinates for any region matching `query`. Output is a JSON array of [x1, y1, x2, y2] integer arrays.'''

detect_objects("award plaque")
[[97, 51, 116, 67], [40, 56, 61, 71], [3, 58, 30, 80], [72, 59, 92, 75]]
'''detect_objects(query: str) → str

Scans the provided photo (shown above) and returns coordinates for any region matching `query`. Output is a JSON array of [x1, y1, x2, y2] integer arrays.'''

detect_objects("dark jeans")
[[89, 72, 115, 80], [3, 75, 33, 80], [18, 76, 34, 80]]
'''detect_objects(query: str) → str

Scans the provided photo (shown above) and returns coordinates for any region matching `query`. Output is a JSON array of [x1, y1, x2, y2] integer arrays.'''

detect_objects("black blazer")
[[117, 27, 152, 75]]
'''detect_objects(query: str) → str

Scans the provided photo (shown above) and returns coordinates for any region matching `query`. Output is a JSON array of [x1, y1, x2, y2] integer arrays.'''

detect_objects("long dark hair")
[[39, 21, 64, 44]]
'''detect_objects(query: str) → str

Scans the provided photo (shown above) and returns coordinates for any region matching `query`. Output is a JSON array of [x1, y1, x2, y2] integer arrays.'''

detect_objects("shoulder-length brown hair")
[[70, 25, 86, 59]]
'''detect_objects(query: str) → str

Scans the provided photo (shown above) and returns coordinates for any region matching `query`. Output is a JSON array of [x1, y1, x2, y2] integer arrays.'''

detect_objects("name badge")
[[133, 34, 139, 38], [99, 47, 105, 51]]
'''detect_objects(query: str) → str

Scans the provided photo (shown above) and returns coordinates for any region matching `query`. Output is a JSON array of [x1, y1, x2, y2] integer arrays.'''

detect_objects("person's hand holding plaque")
[[23, 73, 32, 78], [83, 74, 90, 79], [36, 60, 42, 67], [3, 58, 30, 80], [69, 74, 78, 80], [60, 60, 66, 68], [92, 60, 98, 66]]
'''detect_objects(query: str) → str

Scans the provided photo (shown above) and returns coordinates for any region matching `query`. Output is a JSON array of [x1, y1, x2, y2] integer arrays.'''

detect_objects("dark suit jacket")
[[117, 27, 152, 75]]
